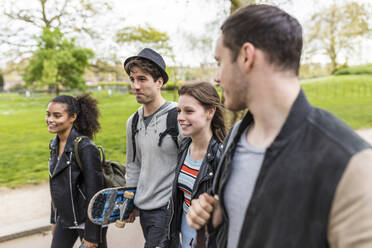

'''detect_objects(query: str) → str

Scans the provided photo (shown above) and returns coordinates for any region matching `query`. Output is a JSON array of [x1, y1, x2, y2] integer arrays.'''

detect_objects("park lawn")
[[302, 75, 372, 129], [0, 91, 174, 188], [1, 75, 372, 187]]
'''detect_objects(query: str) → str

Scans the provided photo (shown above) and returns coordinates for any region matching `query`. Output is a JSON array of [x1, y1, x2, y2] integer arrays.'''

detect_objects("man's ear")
[[156, 77, 164, 89], [239, 42, 255, 73]]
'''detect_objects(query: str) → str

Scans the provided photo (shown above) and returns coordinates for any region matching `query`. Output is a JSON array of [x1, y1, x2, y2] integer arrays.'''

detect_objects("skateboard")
[[87, 186, 136, 228]]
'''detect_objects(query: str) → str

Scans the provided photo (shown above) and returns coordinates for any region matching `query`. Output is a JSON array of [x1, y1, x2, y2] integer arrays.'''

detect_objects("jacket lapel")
[[49, 136, 58, 177], [50, 128, 79, 177], [51, 152, 73, 177]]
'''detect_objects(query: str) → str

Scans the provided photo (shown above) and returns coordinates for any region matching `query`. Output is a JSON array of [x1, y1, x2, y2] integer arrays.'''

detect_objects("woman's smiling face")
[[46, 102, 76, 135], [177, 94, 213, 138]]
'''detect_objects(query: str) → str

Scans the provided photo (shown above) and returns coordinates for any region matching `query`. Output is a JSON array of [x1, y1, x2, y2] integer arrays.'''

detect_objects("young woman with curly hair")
[[46, 94, 107, 248]]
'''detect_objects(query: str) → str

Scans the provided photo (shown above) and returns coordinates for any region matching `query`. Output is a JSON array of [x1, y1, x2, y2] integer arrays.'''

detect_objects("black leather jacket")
[[168, 136, 223, 246], [211, 90, 371, 248], [49, 128, 105, 243]]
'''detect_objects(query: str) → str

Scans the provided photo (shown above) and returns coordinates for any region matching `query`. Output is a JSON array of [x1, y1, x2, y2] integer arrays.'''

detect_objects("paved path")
[[0, 128, 371, 247], [0, 220, 144, 248], [0, 182, 50, 226], [356, 128, 372, 144], [0, 182, 145, 247]]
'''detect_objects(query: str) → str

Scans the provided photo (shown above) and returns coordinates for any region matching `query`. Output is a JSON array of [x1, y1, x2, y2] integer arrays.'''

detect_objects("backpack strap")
[[158, 107, 179, 148], [97, 145, 105, 165], [131, 111, 140, 162], [74, 136, 89, 170]]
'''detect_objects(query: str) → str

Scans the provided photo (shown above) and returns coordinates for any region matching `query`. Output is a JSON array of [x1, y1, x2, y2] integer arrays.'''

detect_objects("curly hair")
[[50, 94, 100, 139], [178, 82, 226, 143]]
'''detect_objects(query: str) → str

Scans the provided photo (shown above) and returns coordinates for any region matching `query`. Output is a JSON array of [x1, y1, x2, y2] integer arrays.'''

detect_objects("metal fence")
[[1, 85, 128, 98], [302, 82, 372, 99]]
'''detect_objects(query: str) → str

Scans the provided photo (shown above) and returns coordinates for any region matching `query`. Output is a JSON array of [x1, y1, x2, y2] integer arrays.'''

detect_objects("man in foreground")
[[187, 4, 372, 248]]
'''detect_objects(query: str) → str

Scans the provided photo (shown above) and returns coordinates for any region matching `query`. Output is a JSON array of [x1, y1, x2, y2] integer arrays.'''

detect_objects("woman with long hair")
[[46, 94, 107, 248], [168, 82, 226, 247]]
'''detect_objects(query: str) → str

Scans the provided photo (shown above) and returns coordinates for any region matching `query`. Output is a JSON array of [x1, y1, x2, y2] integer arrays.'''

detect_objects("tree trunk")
[[48, 85, 54, 94], [230, 0, 258, 13], [55, 84, 60, 96], [329, 45, 337, 72], [230, 0, 243, 12]]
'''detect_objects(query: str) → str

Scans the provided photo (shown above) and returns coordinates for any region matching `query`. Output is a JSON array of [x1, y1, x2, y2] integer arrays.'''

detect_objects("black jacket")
[[211, 90, 371, 248], [49, 128, 105, 243], [168, 136, 223, 247]]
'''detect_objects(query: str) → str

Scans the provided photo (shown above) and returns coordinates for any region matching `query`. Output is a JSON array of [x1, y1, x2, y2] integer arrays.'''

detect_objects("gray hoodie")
[[125, 102, 183, 210]]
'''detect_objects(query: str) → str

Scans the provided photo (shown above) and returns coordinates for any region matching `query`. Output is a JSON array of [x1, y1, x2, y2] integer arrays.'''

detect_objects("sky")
[[1, 0, 371, 68], [98, 0, 230, 66], [111, 0, 372, 67]]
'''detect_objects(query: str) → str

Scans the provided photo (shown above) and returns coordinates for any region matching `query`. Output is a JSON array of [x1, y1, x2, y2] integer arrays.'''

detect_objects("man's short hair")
[[221, 4, 303, 75], [125, 58, 163, 82]]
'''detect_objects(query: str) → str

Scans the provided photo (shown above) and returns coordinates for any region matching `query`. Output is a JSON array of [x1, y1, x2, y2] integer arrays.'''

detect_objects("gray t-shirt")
[[143, 101, 170, 127], [223, 127, 266, 248]]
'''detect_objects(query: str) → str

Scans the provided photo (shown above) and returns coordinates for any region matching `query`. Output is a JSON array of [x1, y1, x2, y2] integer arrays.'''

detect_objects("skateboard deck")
[[88, 186, 136, 227]]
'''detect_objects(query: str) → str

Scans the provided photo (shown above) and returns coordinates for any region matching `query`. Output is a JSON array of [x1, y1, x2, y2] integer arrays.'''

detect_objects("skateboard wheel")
[[124, 191, 134, 199], [115, 220, 126, 228]]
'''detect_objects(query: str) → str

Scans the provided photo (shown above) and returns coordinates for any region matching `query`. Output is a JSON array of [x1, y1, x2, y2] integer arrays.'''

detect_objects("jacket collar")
[[233, 89, 312, 149], [50, 134, 58, 151], [214, 89, 312, 193], [179, 136, 219, 163], [64, 128, 81, 152], [49, 128, 82, 177], [50, 128, 81, 152], [205, 136, 219, 162], [271, 89, 312, 147]]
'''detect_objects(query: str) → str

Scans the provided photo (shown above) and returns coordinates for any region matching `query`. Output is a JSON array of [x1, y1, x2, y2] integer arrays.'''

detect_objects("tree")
[[306, 1, 372, 71], [230, 0, 292, 12], [23, 27, 94, 95], [116, 25, 174, 60], [0, 72, 4, 92], [1, 0, 111, 63], [183, 20, 216, 80], [89, 59, 126, 81]]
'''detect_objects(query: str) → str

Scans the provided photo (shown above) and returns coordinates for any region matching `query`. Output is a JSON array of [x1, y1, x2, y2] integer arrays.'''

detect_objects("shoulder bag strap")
[[73, 136, 89, 170]]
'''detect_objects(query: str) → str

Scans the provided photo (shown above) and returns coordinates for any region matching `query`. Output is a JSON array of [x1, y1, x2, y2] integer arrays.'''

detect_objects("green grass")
[[0, 91, 176, 188], [1, 75, 372, 188], [302, 75, 372, 129]]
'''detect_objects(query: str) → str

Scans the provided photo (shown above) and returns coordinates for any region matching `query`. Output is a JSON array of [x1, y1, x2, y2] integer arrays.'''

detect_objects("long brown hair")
[[178, 82, 226, 143]]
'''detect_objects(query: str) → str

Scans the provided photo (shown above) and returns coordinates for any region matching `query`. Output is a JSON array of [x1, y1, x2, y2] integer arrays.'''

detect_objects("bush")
[[97, 80, 183, 91], [163, 81, 182, 91], [97, 81, 130, 87], [333, 64, 372, 76], [9, 83, 26, 92]]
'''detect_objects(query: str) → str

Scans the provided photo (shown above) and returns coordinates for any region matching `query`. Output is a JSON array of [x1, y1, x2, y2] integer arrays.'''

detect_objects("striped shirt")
[[178, 147, 203, 214]]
